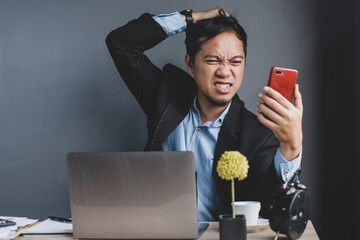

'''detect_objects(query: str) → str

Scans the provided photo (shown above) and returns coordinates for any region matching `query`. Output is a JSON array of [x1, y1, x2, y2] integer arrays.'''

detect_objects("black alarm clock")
[[268, 177, 310, 240]]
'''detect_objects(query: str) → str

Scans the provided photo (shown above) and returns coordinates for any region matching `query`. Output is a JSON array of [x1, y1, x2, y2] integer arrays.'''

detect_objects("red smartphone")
[[267, 67, 298, 102]]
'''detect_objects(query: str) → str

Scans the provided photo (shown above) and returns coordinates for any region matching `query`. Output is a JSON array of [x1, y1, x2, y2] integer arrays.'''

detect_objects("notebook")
[[67, 151, 198, 239]]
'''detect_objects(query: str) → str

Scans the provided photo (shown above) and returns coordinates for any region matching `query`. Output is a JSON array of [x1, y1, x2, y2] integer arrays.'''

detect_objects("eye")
[[231, 60, 242, 66], [205, 59, 220, 64]]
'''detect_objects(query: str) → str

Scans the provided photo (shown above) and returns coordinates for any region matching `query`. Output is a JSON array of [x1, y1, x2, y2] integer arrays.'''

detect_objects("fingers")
[[218, 8, 230, 17], [256, 97, 283, 123], [256, 85, 304, 154], [256, 85, 300, 128], [294, 84, 303, 111], [256, 111, 278, 130], [207, 8, 230, 17], [193, 8, 230, 22], [263, 86, 293, 110], [257, 88, 289, 118]]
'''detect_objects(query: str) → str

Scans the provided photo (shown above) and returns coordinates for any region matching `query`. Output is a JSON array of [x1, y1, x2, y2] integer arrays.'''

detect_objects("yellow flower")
[[217, 151, 249, 181]]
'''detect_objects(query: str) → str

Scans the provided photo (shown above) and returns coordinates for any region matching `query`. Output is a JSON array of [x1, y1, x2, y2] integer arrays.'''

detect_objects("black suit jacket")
[[106, 13, 283, 218]]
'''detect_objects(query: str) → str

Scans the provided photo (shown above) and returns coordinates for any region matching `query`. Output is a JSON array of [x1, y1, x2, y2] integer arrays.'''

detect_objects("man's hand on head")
[[256, 84, 303, 161], [181, 8, 230, 24]]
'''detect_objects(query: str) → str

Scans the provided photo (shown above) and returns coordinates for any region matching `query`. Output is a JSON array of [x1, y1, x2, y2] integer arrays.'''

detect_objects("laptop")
[[67, 151, 199, 239]]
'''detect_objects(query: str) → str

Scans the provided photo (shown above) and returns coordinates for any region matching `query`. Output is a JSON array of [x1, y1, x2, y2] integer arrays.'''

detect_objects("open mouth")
[[214, 82, 233, 93], [215, 83, 231, 89]]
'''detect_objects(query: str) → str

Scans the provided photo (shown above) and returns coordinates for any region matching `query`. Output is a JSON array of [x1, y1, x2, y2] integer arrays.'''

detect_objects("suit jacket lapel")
[[213, 95, 243, 211], [213, 95, 243, 166]]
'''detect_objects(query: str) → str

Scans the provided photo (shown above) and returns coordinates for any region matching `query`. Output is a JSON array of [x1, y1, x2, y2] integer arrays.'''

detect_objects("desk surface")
[[200, 221, 318, 240], [18, 221, 318, 240]]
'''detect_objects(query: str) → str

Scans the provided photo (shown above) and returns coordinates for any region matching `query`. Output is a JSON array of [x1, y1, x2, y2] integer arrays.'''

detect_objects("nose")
[[215, 64, 231, 78]]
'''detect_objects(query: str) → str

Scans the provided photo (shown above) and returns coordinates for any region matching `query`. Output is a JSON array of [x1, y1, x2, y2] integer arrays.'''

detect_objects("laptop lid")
[[67, 151, 198, 239]]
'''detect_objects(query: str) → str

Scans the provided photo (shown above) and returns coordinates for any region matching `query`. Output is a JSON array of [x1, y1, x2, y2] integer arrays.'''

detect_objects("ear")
[[184, 54, 193, 74]]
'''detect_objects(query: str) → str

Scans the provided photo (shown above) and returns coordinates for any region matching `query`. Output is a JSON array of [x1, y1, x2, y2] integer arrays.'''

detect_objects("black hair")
[[185, 10, 247, 65]]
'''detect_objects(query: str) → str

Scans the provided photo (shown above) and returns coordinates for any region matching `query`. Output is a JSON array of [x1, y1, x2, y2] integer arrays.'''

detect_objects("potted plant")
[[217, 151, 249, 240]]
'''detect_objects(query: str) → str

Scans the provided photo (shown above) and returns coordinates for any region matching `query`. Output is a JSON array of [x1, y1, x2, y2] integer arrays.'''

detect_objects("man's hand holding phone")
[[256, 68, 303, 162]]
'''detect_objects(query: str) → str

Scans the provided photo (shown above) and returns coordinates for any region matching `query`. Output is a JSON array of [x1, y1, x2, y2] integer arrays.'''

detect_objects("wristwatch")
[[180, 9, 194, 27]]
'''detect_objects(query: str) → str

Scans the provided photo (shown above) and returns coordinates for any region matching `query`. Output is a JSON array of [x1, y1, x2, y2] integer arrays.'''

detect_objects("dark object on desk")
[[219, 214, 246, 240], [49, 216, 72, 223], [0, 218, 16, 227], [268, 174, 310, 240]]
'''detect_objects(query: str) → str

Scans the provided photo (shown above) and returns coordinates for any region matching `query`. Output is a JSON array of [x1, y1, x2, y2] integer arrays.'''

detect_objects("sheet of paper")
[[22, 219, 73, 234], [0, 224, 17, 240]]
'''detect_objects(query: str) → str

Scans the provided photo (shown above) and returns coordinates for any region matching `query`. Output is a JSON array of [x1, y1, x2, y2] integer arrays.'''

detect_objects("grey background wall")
[[1, 0, 359, 239]]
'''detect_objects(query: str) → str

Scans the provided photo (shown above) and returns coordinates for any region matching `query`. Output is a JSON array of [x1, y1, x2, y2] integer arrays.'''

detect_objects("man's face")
[[186, 31, 245, 107]]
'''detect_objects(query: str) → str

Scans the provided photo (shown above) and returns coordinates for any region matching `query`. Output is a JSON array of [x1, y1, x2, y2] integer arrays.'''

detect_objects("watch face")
[[180, 9, 192, 15], [180, 9, 192, 14]]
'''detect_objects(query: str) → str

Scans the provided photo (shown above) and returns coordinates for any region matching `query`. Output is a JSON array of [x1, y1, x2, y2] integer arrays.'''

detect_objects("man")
[[106, 8, 303, 221]]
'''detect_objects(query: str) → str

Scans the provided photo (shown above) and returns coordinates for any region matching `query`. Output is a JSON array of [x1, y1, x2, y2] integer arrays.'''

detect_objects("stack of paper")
[[22, 218, 72, 235], [0, 216, 38, 240]]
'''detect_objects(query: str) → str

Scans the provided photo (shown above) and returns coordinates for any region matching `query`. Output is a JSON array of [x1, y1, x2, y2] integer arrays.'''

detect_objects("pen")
[[49, 216, 72, 223], [13, 221, 38, 239]]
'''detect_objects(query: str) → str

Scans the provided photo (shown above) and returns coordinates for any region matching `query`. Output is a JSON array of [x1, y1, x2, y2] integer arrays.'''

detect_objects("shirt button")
[[285, 170, 289, 174], [196, 128, 201, 133]]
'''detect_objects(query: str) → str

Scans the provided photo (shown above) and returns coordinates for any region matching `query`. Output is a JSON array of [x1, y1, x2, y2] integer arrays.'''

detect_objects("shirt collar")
[[192, 96, 232, 127]]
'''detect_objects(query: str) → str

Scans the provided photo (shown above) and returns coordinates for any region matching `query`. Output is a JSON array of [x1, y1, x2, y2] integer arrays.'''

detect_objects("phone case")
[[267, 67, 298, 102]]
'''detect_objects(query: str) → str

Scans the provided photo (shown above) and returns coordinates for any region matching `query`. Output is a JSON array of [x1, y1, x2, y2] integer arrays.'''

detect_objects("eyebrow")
[[204, 55, 244, 60]]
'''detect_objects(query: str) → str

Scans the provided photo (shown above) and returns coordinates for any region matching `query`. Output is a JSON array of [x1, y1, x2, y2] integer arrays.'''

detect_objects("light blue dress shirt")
[[153, 12, 186, 36], [162, 97, 231, 221], [154, 12, 302, 221]]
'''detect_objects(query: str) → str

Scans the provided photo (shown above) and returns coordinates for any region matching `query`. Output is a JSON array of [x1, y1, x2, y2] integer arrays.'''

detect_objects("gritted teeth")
[[215, 83, 231, 89]]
